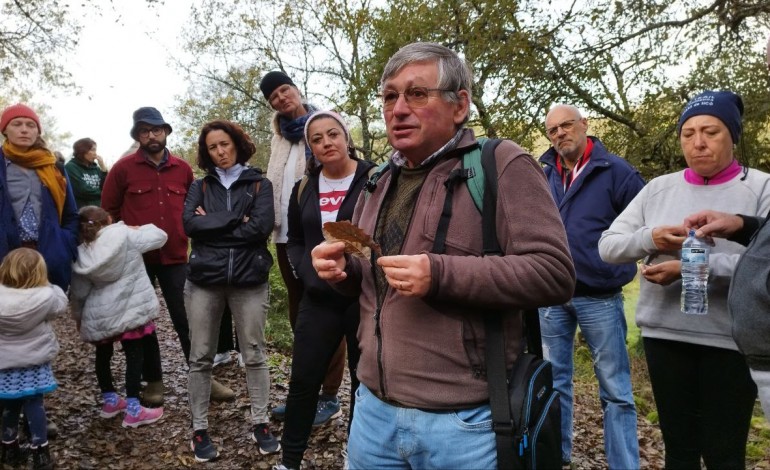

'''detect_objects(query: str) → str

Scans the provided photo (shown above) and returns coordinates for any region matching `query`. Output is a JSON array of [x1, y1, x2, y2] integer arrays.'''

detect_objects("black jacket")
[[287, 159, 376, 295], [183, 167, 274, 287]]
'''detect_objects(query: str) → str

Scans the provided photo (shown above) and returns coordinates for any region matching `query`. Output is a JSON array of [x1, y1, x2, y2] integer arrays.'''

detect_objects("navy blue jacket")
[[540, 137, 644, 295], [0, 148, 79, 290]]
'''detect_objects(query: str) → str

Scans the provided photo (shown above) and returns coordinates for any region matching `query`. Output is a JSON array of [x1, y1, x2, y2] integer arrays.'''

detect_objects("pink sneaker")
[[100, 397, 127, 418], [121, 406, 164, 428]]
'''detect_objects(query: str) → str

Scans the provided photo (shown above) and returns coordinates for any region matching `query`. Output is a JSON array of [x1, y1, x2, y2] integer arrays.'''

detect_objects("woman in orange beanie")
[[0, 103, 79, 291]]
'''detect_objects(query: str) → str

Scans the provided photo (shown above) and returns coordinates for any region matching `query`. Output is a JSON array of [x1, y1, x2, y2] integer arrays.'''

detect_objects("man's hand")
[[312, 241, 347, 283], [640, 260, 681, 286], [652, 225, 687, 251], [377, 254, 431, 297], [684, 210, 743, 240], [195, 206, 207, 216]]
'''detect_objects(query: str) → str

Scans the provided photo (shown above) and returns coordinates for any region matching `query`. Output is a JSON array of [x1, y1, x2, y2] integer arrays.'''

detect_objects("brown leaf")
[[322, 220, 382, 258]]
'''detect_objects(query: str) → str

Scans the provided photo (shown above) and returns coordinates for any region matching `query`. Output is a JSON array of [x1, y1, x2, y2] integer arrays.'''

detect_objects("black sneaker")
[[31, 443, 53, 470], [1, 439, 28, 467], [190, 429, 219, 462], [252, 423, 281, 455]]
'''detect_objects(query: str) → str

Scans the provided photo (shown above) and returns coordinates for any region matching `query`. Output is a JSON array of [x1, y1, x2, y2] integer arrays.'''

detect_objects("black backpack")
[[432, 138, 562, 469]]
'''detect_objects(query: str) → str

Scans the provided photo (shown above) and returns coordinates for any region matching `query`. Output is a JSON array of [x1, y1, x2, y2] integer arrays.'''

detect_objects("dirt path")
[[44, 296, 669, 469]]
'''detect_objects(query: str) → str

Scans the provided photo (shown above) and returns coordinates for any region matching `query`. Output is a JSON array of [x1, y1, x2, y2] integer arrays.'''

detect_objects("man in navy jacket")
[[539, 105, 645, 469]]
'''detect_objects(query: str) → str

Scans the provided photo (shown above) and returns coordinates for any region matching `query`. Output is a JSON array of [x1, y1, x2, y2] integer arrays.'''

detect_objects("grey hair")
[[380, 42, 472, 123]]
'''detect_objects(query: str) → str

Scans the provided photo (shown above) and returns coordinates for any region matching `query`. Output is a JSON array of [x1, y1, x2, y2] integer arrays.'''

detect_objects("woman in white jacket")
[[69, 206, 167, 429]]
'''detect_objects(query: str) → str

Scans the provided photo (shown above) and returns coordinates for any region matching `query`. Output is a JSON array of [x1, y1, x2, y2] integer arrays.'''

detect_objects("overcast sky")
[[40, 2, 192, 165]]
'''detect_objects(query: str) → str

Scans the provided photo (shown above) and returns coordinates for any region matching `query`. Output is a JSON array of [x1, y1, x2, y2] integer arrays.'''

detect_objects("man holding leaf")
[[311, 42, 575, 469]]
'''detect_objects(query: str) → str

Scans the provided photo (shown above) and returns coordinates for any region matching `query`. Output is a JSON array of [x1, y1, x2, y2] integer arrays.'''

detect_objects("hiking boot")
[[251, 423, 280, 455], [210, 379, 235, 402], [30, 443, 53, 470], [142, 381, 164, 407], [1, 439, 28, 467], [312, 397, 341, 427], [100, 397, 127, 418], [213, 352, 231, 367], [270, 404, 286, 421], [121, 406, 164, 428], [190, 429, 219, 462]]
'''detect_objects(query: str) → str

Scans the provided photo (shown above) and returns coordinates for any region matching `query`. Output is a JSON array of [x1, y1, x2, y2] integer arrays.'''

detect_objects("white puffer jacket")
[[70, 222, 167, 342], [0, 284, 67, 369]]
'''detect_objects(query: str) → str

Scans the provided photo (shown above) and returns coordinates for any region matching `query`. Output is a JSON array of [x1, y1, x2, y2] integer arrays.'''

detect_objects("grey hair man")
[[310, 42, 575, 469]]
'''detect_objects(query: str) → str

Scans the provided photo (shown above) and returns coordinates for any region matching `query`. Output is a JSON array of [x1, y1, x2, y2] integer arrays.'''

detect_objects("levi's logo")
[[319, 190, 346, 212]]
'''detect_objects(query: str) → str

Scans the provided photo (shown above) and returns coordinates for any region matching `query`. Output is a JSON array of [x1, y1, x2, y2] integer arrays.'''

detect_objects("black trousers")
[[144, 263, 191, 362], [95, 331, 162, 398], [280, 292, 361, 469], [643, 337, 756, 470]]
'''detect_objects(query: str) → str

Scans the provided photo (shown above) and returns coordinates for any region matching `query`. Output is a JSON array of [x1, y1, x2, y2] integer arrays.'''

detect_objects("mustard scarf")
[[3, 141, 67, 222]]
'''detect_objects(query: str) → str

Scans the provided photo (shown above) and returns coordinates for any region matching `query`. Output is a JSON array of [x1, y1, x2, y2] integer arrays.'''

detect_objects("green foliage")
[[175, 0, 770, 179], [647, 410, 659, 424], [265, 245, 293, 353]]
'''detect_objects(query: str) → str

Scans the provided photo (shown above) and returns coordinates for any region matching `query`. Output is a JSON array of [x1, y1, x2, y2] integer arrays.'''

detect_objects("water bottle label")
[[682, 248, 707, 264]]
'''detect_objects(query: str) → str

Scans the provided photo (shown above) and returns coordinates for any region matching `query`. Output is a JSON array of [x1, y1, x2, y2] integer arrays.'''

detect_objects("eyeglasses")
[[378, 86, 453, 110], [137, 126, 165, 138], [545, 119, 577, 138]]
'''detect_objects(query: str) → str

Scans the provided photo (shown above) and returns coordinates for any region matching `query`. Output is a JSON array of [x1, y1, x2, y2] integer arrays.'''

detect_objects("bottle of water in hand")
[[681, 229, 709, 315]]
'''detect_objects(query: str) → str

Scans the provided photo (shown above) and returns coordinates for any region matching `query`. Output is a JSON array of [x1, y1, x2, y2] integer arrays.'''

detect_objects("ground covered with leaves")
[[42, 294, 770, 469]]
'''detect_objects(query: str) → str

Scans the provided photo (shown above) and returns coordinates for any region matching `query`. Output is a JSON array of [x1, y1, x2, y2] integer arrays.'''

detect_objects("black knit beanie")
[[259, 71, 296, 100]]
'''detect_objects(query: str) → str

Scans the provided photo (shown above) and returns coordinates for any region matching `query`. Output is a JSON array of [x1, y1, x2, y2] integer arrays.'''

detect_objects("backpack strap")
[[431, 138, 499, 255], [296, 175, 310, 204], [363, 161, 390, 199], [463, 137, 489, 213]]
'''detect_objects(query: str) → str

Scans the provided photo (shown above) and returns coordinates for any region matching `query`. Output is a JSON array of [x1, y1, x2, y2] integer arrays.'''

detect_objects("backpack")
[[428, 138, 562, 469]]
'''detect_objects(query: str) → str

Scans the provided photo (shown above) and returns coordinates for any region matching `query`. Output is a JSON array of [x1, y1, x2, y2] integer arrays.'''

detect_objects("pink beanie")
[[0, 103, 42, 134]]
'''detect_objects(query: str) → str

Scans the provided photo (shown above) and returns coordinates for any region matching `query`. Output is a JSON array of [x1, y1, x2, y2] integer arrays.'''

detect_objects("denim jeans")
[[539, 294, 639, 469], [185, 281, 270, 430], [347, 384, 497, 469]]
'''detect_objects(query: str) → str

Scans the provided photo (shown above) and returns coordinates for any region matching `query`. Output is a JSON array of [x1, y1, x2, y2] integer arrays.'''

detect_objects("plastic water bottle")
[[680, 229, 709, 315]]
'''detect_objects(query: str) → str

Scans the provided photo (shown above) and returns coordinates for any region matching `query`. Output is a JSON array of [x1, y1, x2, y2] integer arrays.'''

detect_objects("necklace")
[[321, 173, 352, 191]]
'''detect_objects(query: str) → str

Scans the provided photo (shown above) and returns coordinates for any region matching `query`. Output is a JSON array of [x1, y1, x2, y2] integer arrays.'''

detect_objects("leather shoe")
[[142, 380, 164, 407], [210, 378, 235, 402]]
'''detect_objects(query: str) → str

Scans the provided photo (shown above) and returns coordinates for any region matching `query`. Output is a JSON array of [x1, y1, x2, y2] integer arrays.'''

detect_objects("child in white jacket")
[[70, 206, 167, 428], [0, 248, 67, 470]]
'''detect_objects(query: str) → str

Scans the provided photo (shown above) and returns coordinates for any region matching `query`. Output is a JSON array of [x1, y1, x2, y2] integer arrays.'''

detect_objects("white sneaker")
[[213, 352, 231, 367]]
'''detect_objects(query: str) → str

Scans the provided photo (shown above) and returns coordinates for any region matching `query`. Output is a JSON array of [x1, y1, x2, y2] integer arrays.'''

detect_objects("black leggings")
[[280, 292, 361, 469], [95, 331, 162, 399], [643, 337, 756, 469]]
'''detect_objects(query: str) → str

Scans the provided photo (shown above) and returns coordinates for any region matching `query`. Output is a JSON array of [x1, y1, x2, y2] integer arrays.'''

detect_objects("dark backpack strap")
[[431, 167, 473, 254], [478, 139, 516, 468]]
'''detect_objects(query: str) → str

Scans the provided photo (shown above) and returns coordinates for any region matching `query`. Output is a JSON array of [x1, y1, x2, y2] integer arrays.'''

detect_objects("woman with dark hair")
[[182, 120, 278, 462], [274, 110, 374, 470], [259, 70, 346, 426], [64, 137, 108, 208]]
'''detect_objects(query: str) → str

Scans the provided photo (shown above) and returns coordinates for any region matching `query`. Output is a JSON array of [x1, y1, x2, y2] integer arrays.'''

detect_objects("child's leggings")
[[95, 331, 161, 399], [1, 394, 47, 446]]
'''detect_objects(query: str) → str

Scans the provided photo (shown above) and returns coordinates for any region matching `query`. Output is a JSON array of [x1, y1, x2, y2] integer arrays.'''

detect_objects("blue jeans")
[[347, 384, 496, 469], [539, 294, 639, 469]]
